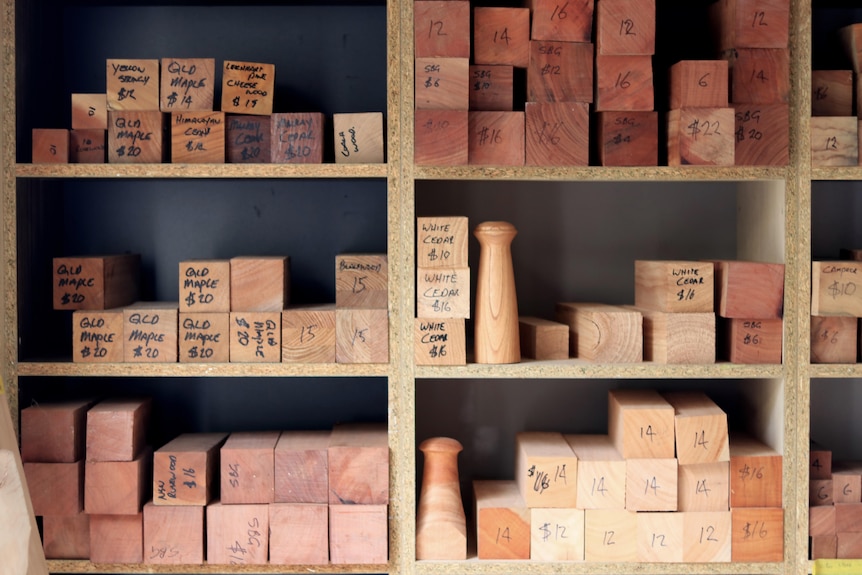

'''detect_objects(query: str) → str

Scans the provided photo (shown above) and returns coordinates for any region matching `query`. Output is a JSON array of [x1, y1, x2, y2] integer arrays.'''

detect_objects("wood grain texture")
[[469, 65, 514, 112], [810, 315, 857, 363], [528, 41, 593, 103], [583, 508, 637, 561], [841, 24, 862, 73], [143, 503, 204, 565], [636, 308, 715, 364], [667, 108, 735, 166], [271, 113, 324, 164], [71, 93, 107, 130], [328, 423, 389, 505], [714, 260, 785, 318], [123, 302, 179, 363], [415, 58, 469, 110], [474, 480, 530, 559], [812, 534, 838, 559], [728, 433, 782, 508], [530, 507, 584, 560], [70, 129, 106, 164], [53, 254, 141, 311], [84, 448, 152, 515], [225, 115, 271, 164], [416, 437, 466, 560], [31, 129, 69, 164], [474, 222, 521, 363], [107, 111, 165, 164], [468, 111, 525, 166], [334, 112, 384, 164], [416, 217, 469, 268], [269, 503, 329, 564], [170, 112, 225, 164], [524, 102, 589, 167], [810, 505, 836, 536], [595, 0, 655, 55], [625, 458, 678, 511], [414, 1, 470, 59], [21, 400, 90, 463], [23, 461, 83, 516], [273, 430, 330, 504], [416, 267, 469, 318], [681, 511, 732, 562], [726, 47, 790, 105], [518, 316, 569, 360], [86, 398, 151, 462], [335, 309, 389, 364], [812, 70, 854, 117], [205, 502, 269, 565], [724, 318, 783, 364], [528, 0, 594, 42], [414, 110, 469, 165], [229, 311, 281, 363], [153, 432, 227, 506], [669, 61, 729, 109], [594, 55, 654, 112], [106, 59, 159, 111], [219, 431, 280, 505], [335, 254, 387, 309], [711, 0, 790, 50], [637, 511, 683, 562], [596, 111, 658, 167], [414, 318, 467, 366], [329, 504, 388, 564], [810, 116, 858, 167], [555, 303, 643, 362], [678, 461, 730, 512], [159, 58, 215, 113], [635, 260, 715, 312], [220, 61, 274, 116], [730, 507, 784, 562], [88, 513, 143, 564], [230, 256, 289, 312], [472, 8, 530, 67], [565, 434, 626, 510], [664, 391, 729, 465], [179, 312, 229, 363], [608, 389, 675, 459], [810, 479, 833, 506], [515, 431, 578, 508], [281, 305, 336, 364], [42, 513, 90, 560], [812, 261, 862, 316]]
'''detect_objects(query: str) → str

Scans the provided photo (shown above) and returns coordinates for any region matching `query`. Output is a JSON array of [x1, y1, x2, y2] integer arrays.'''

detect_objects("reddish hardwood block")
[[515, 431, 578, 508], [637, 511, 683, 562], [530, 507, 585, 560], [596, 111, 658, 166], [729, 433, 782, 508], [841, 24, 862, 74], [713, 260, 784, 318], [518, 316, 569, 360], [812, 261, 862, 317], [106, 59, 160, 111], [415, 110, 469, 165], [72, 93, 107, 130], [329, 504, 388, 564], [812, 535, 838, 559], [43, 513, 90, 559], [32, 129, 69, 163], [594, 55, 654, 112], [811, 315, 857, 364], [334, 112, 384, 164], [835, 503, 862, 533], [812, 70, 854, 117], [159, 58, 215, 112], [226, 115, 271, 163], [24, 461, 84, 516], [328, 423, 388, 505], [811, 442, 833, 480], [473, 8, 530, 67], [221, 60, 275, 116], [837, 532, 862, 558], [143, 502, 204, 564], [637, 308, 716, 364], [625, 458, 678, 512], [416, 216, 469, 268], [171, 111, 225, 163], [678, 461, 730, 512], [153, 432, 227, 506], [669, 60, 729, 109], [179, 312, 229, 363], [282, 304, 337, 363], [528, 41, 593, 103], [335, 254, 388, 309], [832, 462, 862, 504], [608, 389, 675, 459], [635, 260, 715, 313], [583, 508, 638, 561], [86, 398, 151, 462], [53, 254, 140, 311], [89, 513, 143, 564], [206, 501, 269, 565], [730, 507, 784, 562], [230, 312, 281, 362], [811, 480, 834, 506], [415, 58, 469, 110], [335, 309, 389, 364], [810, 117, 858, 167], [667, 107, 735, 166], [681, 511, 732, 562], [123, 302, 179, 363], [595, 0, 655, 56], [468, 111, 525, 166], [810, 505, 836, 537], [711, 0, 790, 50], [724, 318, 783, 364], [107, 110, 166, 163], [469, 65, 514, 111], [21, 399, 90, 463], [271, 113, 325, 164], [270, 503, 329, 564], [734, 103, 790, 166], [220, 431, 280, 504], [417, 267, 470, 318], [415, 1, 469, 59], [414, 318, 467, 366], [85, 448, 152, 515], [565, 434, 626, 510], [528, 0, 594, 42], [70, 129, 107, 163], [726, 48, 790, 104], [555, 303, 643, 362], [274, 431, 330, 504], [230, 256, 289, 312], [524, 101, 589, 166], [474, 480, 530, 559]]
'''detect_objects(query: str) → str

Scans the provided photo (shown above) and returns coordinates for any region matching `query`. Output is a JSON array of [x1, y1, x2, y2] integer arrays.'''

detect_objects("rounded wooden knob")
[[474, 221, 520, 364]]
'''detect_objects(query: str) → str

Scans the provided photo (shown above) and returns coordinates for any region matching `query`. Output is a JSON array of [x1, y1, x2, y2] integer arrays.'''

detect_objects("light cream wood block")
[[329, 504, 388, 564], [43, 513, 90, 559], [230, 256, 289, 312], [221, 61, 274, 116], [669, 60, 729, 108], [143, 502, 204, 564], [70, 129, 107, 164], [524, 101, 590, 167], [811, 479, 834, 506], [414, 0, 470, 58], [468, 111, 525, 166], [417, 267, 469, 318], [667, 107, 735, 166], [32, 129, 69, 164], [106, 59, 159, 110], [812, 535, 838, 559], [21, 400, 90, 463], [469, 65, 514, 111], [835, 503, 862, 532], [595, 0, 655, 55], [416, 58, 469, 110], [153, 432, 227, 506], [73, 309, 124, 363], [474, 480, 530, 559], [229, 312, 281, 362], [678, 461, 730, 512], [530, 507, 584, 560], [334, 112, 384, 164], [725, 318, 783, 364], [107, 110, 165, 163], [274, 430, 330, 504], [811, 441, 833, 480], [123, 302, 179, 363], [84, 448, 152, 515], [594, 55, 654, 112], [328, 423, 388, 505], [527, 41, 593, 103], [729, 433, 782, 508], [811, 315, 857, 363], [415, 110, 469, 164], [53, 254, 140, 311], [417, 216, 469, 268], [583, 508, 637, 561], [811, 116, 858, 167], [565, 434, 626, 510], [682, 511, 732, 562], [832, 462, 862, 504], [664, 391, 729, 465], [170, 111, 224, 163], [714, 260, 785, 318], [336, 309, 389, 364], [730, 507, 784, 562], [812, 261, 862, 316], [518, 316, 568, 360], [637, 511, 683, 562], [86, 398, 150, 462], [733, 103, 790, 166], [159, 58, 215, 112], [271, 113, 324, 164], [726, 47, 790, 105], [608, 389, 675, 459], [282, 305, 336, 364], [226, 115, 271, 163], [179, 312, 229, 363], [336, 254, 387, 309], [810, 505, 836, 536], [554, 303, 642, 362], [528, 0, 594, 42], [473, 7, 530, 67], [635, 307, 715, 364], [414, 318, 467, 366], [711, 0, 789, 50], [635, 260, 715, 313], [206, 501, 269, 565], [270, 503, 329, 565], [837, 532, 862, 558], [595, 111, 658, 167], [72, 93, 108, 129], [220, 431, 280, 504], [812, 70, 854, 116], [515, 431, 578, 508], [24, 461, 83, 516], [625, 458, 678, 511], [89, 513, 143, 564]]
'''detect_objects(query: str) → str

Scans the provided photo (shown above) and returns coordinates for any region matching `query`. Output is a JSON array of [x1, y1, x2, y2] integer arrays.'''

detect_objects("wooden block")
[[468, 111, 525, 166], [159, 58, 215, 112], [841, 24, 862, 73], [811, 315, 857, 363], [524, 101, 589, 166], [179, 259, 230, 312], [678, 461, 730, 512], [274, 431, 330, 504], [473, 8, 530, 67], [282, 304, 337, 363], [832, 462, 862, 504], [230, 312, 281, 362], [596, 111, 658, 166], [89, 513, 143, 564], [596, 0, 655, 55], [72, 93, 107, 129], [730, 507, 784, 562], [724, 318, 783, 364], [664, 391, 729, 465], [335, 254, 388, 309], [336, 309, 389, 364], [415, 110, 469, 164], [220, 431, 280, 504], [844, 249, 862, 262], [179, 313, 229, 363], [328, 423, 388, 505], [527, 41, 593, 103], [733, 103, 790, 166], [84, 449, 152, 514], [515, 431, 578, 508], [24, 461, 83, 516], [226, 115, 271, 163], [42, 513, 90, 559], [625, 458, 678, 511], [835, 503, 862, 532], [636, 308, 716, 364], [153, 432, 227, 506], [417, 216, 469, 268], [206, 501, 269, 565], [554, 303, 643, 362], [637, 511, 683, 562], [230, 256, 289, 312], [811, 441, 833, 480], [414, 1, 470, 58], [729, 433, 782, 508], [565, 434, 626, 510], [583, 508, 637, 561], [530, 507, 584, 560], [811, 505, 837, 536], [714, 260, 785, 318], [269, 503, 329, 564], [32, 129, 69, 163], [474, 480, 530, 560], [667, 107, 735, 166], [594, 55, 654, 112], [329, 504, 388, 564], [635, 260, 715, 313], [53, 254, 140, 311], [528, 0, 594, 42], [271, 113, 325, 164], [812, 535, 838, 559], [681, 511, 732, 562], [106, 59, 159, 111], [21, 400, 90, 463], [70, 129, 107, 163], [812, 70, 854, 117], [669, 60, 729, 108], [108, 110, 166, 163], [414, 318, 467, 366], [170, 111, 225, 163], [810, 117, 858, 167], [86, 398, 150, 461], [812, 261, 862, 317], [811, 480, 834, 506], [726, 47, 789, 105], [711, 0, 789, 50], [123, 302, 179, 363], [334, 112, 384, 164], [518, 317, 568, 360], [221, 60, 275, 116], [417, 267, 469, 318], [143, 502, 204, 564], [608, 389, 675, 459], [415, 58, 469, 110], [73, 308, 124, 363], [838, 532, 862, 558], [469, 65, 514, 111]]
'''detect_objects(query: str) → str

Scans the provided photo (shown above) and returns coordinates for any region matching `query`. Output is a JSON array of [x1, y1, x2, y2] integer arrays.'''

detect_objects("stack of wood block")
[[810, 258, 862, 363], [809, 442, 862, 559], [335, 254, 389, 363], [228, 256, 288, 362], [179, 259, 231, 362], [415, 217, 469, 365]]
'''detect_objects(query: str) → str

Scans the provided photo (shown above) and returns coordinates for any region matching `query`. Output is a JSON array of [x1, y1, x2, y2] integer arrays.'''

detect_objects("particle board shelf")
[[811, 168, 862, 181], [46, 560, 390, 574], [15, 163, 390, 179], [414, 559, 784, 575], [808, 364, 862, 379], [412, 166, 789, 183], [15, 361, 390, 378]]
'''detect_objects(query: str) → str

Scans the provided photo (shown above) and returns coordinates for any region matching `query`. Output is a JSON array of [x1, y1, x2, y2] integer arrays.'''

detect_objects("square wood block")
[[468, 111, 525, 166], [469, 65, 514, 112], [812, 70, 854, 117], [416, 267, 469, 318], [635, 260, 715, 313], [170, 111, 225, 163], [328, 423, 389, 505], [179, 312, 229, 363], [220, 431, 280, 504], [282, 304, 336, 363], [226, 115, 271, 163], [414, 1, 470, 58], [206, 502, 269, 565], [730, 507, 784, 562], [335, 254, 388, 309], [678, 461, 730, 512], [734, 104, 789, 166], [43, 513, 90, 559], [810, 315, 857, 364], [637, 512, 683, 562], [70, 129, 106, 164], [714, 260, 785, 318], [24, 461, 84, 516], [123, 302, 179, 363], [334, 112, 384, 164], [726, 47, 790, 105], [472, 7, 530, 67], [474, 480, 530, 559], [518, 316, 569, 360], [415, 58, 469, 110], [594, 55, 654, 112], [107, 110, 166, 163], [230, 312, 281, 363], [86, 398, 151, 462], [637, 308, 715, 364], [84, 448, 152, 515], [729, 433, 782, 508], [566, 434, 626, 510], [153, 432, 227, 506], [682, 511, 732, 562], [555, 303, 642, 363], [595, 0, 655, 55], [667, 107, 735, 166], [723, 317, 783, 364], [159, 58, 215, 112], [143, 502, 204, 564], [529, 0, 594, 42], [530, 507, 585, 560], [596, 111, 658, 167], [415, 110, 468, 165], [584, 508, 637, 561], [664, 391, 729, 465], [525, 102, 589, 167], [106, 59, 159, 111], [230, 256, 290, 312], [220, 60, 275, 116], [274, 430, 330, 503], [416, 216, 469, 268], [21, 399, 90, 463], [528, 41, 593, 103], [336, 309, 389, 364], [89, 513, 143, 564], [270, 503, 329, 564], [625, 458, 678, 511], [608, 389, 675, 459], [72, 93, 107, 130], [271, 113, 324, 164], [414, 318, 467, 366], [515, 431, 579, 508], [329, 504, 388, 564], [53, 254, 140, 311], [669, 60, 729, 109], [810, 117, 858, 167], [711, 0, 789, 50]]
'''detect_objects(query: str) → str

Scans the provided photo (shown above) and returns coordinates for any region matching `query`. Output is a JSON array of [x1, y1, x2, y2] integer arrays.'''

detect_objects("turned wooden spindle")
[[416, 437, 467, 560], [474, 221, 520, 364]]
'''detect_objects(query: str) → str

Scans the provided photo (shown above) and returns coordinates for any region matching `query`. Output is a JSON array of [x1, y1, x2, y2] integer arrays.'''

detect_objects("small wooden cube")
[[153, 432, 227, 506], [84, 449, 152, 515], [635, 260, 715, 313], [220, 431, 280, 504], [730, 507, 784, 562], [812, 535, 838, 559], [530, 507, 585, 560], [667, 107, 735, 166], [468, 111, 525, 166], [73, 309, 124, 363], [712, 0, 790, 50], [415, 110, 469, 165], [106, 59, 160, 111], [329, 504, 388, 564], [86, 398, 151, 462], [812, 261, 862, 316], [810, 505, 837, 537], [179, 259, 230, 312], [159, 58, 215, 112], [583, 509, 637, 561], [528, 41, 593, 103], [515, 431, 578, 508], [226, 115, 271, 163], [206, 502, 269, 565], [43, 513, 90, 559], [832, 463, 862, 504], [734, 103, 789, 166], [727, 47, 789, 105], [335, 254, 388, 309], [565, 434, 626, 510], [473, 8, 530, 67], [70, 129, 107, 164], [669, 60, 729, 108], [123, 302, 179, 363], [270, 113, 324, 164], [811, 315, 857, 363], [518, 316, 568, 360], [724, 318, 783, 364], [729, 433, 782, 508], [524, 101, 589, 166], [835, 503, 862, 533], [837, 532, 862, 558], [608, 389, 675, 459], [229, 312, 281, 363], [637, 308, 716, 364], [270, 503, 329, 564], [469, 65, 514, 111], [328, 423, 389, 505], [625, 458, 678, 511], [812, 70, 854, 117], [595, 0, 656, 55], [336, 309, 389, 364], [24, 461, 84, 516], [417, 267, 469, 318], [53, 254, 140, 311], [21, 400, 90, 463], [32, 129, 69, 164], [637, 511, 683, 562], [72, 93, 107, 130], [143, 502, 204, 564], [810, 117, 858, 167], [414, 318, 467, 366], [274, 431, 330, 504], [334, 112, 384, 164], [179, 312, 229, 363], [417, 216, 469, 268], [170, 111, 225, 163], [594, 55, 654, 112], [414, 1, 470, 58], [811, 480, 834, 506], [107, 110, 165, 163], [89, 513, 143, 564], [714, 260, 785, 318], [596, 111, 658, 166], [678, 461, 730, 512], [664, 391, 729, 465], [811, 442, 833, 480], [682, 511, 732, 562], [841, 24, 862, 73], [474, 480, 530, 560], [282, 305, 336, 363], [220, 60, 275, 116], [529, 0, 594, 42], [415, 58, 469, 110], [230, 256, 289, 312], [555, 303, 643, 363]]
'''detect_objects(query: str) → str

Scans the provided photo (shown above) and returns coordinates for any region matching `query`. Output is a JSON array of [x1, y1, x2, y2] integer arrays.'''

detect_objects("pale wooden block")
[[811, 480, 834, 506], [841, 24, 862, 73], [810, 505, 837, 536], [527, 40, 593, 103], [734, 103, 790, 166], [226, 115, 271, 163], [637, 511, 683, 562], [414, 1, 470, 58], [123, 302, 179, 363], [714, 260, 785, 318], [84, 448, 152, 515], [812, 261, 862, 317], [274, 430, 330, 504], [635, 260, 715, 313], [336, 254, 388, 309], [518, 316, 568, 360], [595, 111, 658, 167], [515, 431, 578, 508], [625, 458, 678, 512], [837, 532, 862, 558], [555, 303, 643, 362], [635, 307, 715, 364], [334, 112, 384, 164], [106, 59, 159, 111], [269, 503, 329, 564], [681, 511, 732, 562], [220, 431, 280, 504], [89, 513, 143, 564], [583, 508, 637, 561], [415, 110, 469, 164], [524, 101, 590, 167], [153, 432, 227, 506], [810, 117, 858, 167], [832, 462, 862, 504], [336, 309, 389, 364], [329, 504, 388, 564], [811, 315, 857, 363], [229, 312, 281, 362], [415, 58, 469, 110], [474, 480, 530, 559], [608, 389, 675, 459], [24, 461, 83, 516], [730, 507, 784, 562], [43, 513, 90, 559], [143, 502, 204, 564], [473, 7, 530, 67], [711, 0, 789, 50], [417, 267, 469, 318], [107, 110, 166, 163], [468, 111, 525, 166], [230, 256, 289, 312], [667, 107, 735, 166], [565, 434, 626, 510], [179, 312, 229, 363], [812, 535, 838, 559], [664, 391, 729, 465], [170, 111, 225, 163], [53, 254, 140, 311], [417, 217, 469, 268], [811, 441, 833, 480], [414, 318, 467, 366], [271, 113, 324, 164], [469, 65, 514, 111], [21, 400, 90, 463], [729, 433, 782, 508], [72, 93, 108, 130], [595, 0, 655, 55], [206, 501, 269, 565], [70, 129, 107, 164], [32, 129, 69, 164], [86, 398, 151, 461], [328, 423, 388, 505], [724, 318, 783, 364], [528, 0, 594, 42], [678, 461, 730, 512], [220, 60, 275, 116], [835, 503, 862, 532], [727, 47, 790, 104], [594, 55, 654, 112], [669, 60, 729, 108], [282, 305, 336, 364], [159, 58, 215, 112], [530, 507, 584, 560], [73, 309, 124, 363], [812, 70, 854, 117]]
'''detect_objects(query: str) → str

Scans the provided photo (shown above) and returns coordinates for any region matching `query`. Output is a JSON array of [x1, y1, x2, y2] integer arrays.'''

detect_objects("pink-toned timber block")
[[274, 430, 330, 503], [525, 102, 589, 166], [329, 504, 388, 564], [414, 110, 468, 165], [269, 503, 329, 564], [220, 431, 280, 504], [32, 129, 70, 163], [472, 7, 530, 67], [43, 513, 90, 559], [21, 399, 90, 463], [529, 0, 594, 42], [24, 461, 84, 516], [143, 502, 204, 564], [89, 513, 143, 564], [328, 423, 389, 505], [206, 501, 269, 565], [528, 40, 593, 103], [86, 398, 151, 462], [84, 447, 152, 515], [468, 111, 525, 166]]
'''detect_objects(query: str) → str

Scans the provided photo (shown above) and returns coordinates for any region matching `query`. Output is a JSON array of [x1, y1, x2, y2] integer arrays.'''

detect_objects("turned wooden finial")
[[416, 437, 466, 560], [474, 221, 520, 364]]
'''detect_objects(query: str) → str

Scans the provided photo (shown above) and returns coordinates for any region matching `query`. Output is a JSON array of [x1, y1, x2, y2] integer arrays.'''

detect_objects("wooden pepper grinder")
[[474, 221, 520, 363], [416, 437, 467, 560]]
